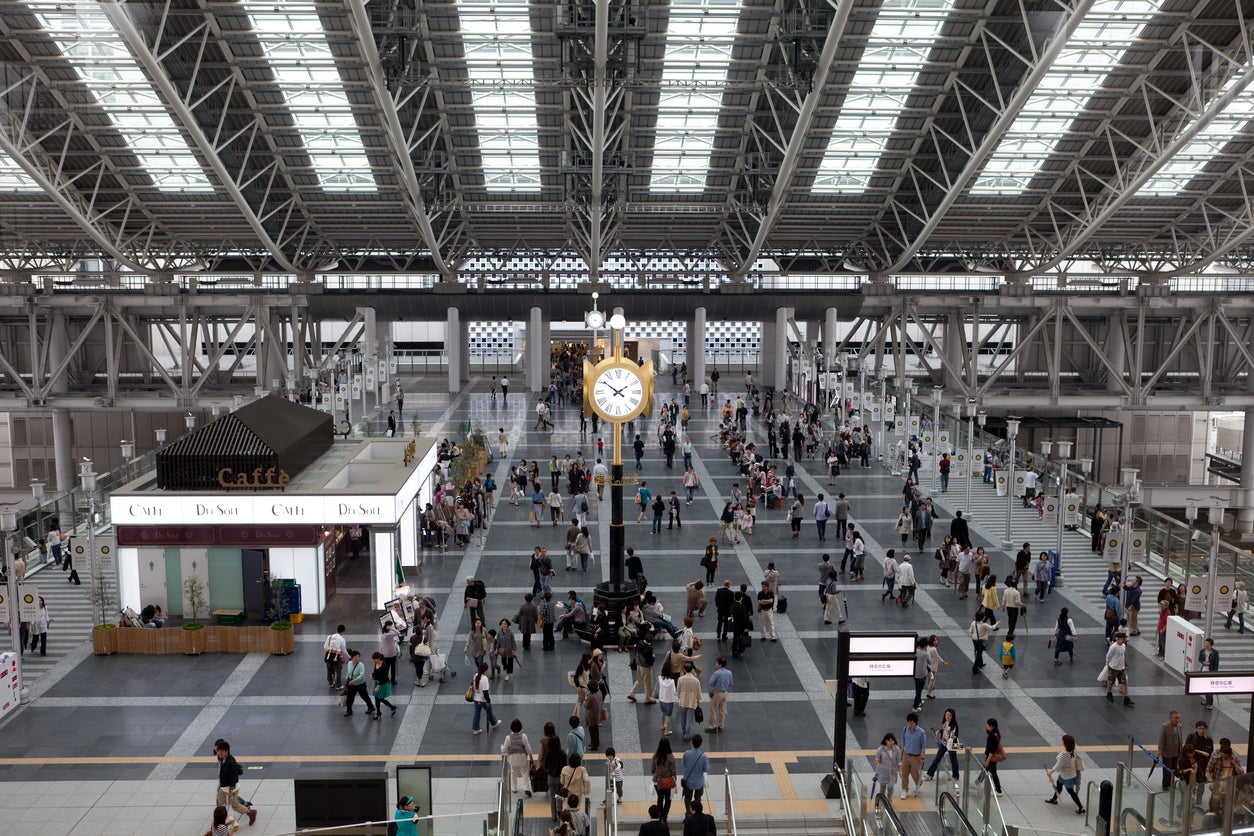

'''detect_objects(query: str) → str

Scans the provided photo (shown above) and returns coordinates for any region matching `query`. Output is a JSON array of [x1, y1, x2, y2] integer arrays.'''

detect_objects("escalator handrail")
[[874, 792, 909, 836], [938, 792, 978, 836]]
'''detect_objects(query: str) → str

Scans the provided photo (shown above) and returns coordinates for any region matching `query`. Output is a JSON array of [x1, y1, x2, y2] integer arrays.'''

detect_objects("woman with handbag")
[[982, 718, 1005, 795], [470, 662, 499, 734], [559, 753, 592, 814], [541, 730, 567, 821], [651, 737, 677, 821], [1052, 608, 1077, 665], [494, 619, 519, 681]]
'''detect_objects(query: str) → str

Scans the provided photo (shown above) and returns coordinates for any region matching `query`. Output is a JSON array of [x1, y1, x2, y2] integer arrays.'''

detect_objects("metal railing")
[[601, 761, 619, 836], [723, 768, 738, 836], [870, 793, 907, 835], [831, 763, 861, 836], [939, 792, 978, 836]]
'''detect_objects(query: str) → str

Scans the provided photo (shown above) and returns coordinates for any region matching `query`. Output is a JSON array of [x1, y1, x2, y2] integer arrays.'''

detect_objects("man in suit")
[[1157, 710, 1183, 791], [949, 510, 971, 550], [682, 799, 716, 836], [639, 804, 670, 836]]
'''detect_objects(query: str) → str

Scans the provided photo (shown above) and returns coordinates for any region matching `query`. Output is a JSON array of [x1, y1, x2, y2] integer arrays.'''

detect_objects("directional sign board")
[[848, 658, 915, 677], [849, 633, 917, 656], [1186, 671, 1254, 695]]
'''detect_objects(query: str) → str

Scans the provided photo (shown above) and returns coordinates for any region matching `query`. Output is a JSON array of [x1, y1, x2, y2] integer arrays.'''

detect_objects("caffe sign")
[[218, 467, 291, 489]]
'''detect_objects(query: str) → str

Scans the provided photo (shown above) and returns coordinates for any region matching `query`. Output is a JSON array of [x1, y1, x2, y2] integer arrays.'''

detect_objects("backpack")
[[999, 643, 1015, 665], [638, 642, 655, 667], [506, 732, 528, 754]]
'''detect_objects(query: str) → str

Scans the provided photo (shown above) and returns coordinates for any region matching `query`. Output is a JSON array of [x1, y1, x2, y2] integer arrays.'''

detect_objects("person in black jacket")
[[214, 739, 257, 826], [639, 804, 670, 836], [949, 511, 971, 550], [730, 587, 752, 658], [682, 800, 716, 836], [714, 581, 734, 641]]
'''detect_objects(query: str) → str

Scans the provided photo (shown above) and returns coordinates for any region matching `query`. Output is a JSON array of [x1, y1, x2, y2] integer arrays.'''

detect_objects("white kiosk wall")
[[118, 547, 142, 612], [399, 499, 418, 569], [1165, 615, 1205, 676], [372, 528, 395, 608], [136, 547, 167, 611], [268, 546, 325, 614]]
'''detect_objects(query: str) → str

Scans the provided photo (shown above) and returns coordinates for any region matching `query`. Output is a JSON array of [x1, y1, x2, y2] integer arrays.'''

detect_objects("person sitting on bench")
[[140, 604, 165, 628]]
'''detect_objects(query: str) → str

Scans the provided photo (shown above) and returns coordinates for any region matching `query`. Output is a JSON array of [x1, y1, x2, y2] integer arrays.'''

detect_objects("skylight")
[[34, 4, 212, 191], [0, 160, 37, 191], [240, 1, 377, 192], [650, 0, 741, 193], [812, 0, 954, 193], [1139, 76, 1254, 196], [459, 0, 542, 192], [971, 0, 1163, 195]]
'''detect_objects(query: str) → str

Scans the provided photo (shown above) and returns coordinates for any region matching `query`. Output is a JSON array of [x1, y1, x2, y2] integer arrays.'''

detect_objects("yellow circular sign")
[[21, 592, 34, 605], [1191, 584, 1204, 595]]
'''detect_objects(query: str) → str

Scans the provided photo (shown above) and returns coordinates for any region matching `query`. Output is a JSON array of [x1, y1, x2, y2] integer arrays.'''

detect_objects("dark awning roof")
[[156, 396, 332, 490]]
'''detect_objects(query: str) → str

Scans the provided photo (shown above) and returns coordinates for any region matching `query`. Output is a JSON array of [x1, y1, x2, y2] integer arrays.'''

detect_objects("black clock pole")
[[608, 425, 625, 589]]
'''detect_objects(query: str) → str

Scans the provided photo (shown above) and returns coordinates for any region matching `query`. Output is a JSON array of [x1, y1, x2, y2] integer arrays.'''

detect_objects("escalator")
[[938, 792, 977, 836], [870, 793, 909, 835]]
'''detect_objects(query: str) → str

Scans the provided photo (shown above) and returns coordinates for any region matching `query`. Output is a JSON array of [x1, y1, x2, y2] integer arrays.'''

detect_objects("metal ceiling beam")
[[588, 0, 610, 277], [1014, 22, 1254, 272], [101, 1, 302, 275], [725, 0, 855, 275], [881, 0, 1097, 273], [345, 0, 450, 278]]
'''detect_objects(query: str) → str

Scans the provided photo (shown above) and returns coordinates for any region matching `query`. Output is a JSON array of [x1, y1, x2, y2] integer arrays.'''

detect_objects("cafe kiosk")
[[109, 397, 437, 620]]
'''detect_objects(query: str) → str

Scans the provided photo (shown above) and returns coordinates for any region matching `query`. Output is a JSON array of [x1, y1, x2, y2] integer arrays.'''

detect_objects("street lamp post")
[[930, 388, 942, 493], [79, 460, 102, 627], [2, 506, 25, 704], [1002, 418, 1020, 549]]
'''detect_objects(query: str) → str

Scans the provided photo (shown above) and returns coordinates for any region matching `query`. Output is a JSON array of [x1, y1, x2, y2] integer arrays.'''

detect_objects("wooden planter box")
[[91, 627, 118, 655], [108, 625, 297, 655]]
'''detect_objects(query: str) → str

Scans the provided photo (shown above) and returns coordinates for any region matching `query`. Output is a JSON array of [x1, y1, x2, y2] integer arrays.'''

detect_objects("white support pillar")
[[688, 306, 707, 387], [48, 314, 76, 492], [446, 307, 461, 393], [759, 318, 776, 393], [527, 306, 544, 392], [1106, 313, 1126, 393], [774, 306, 790, 394], [1240, 405, 1254, 534], [824, 307, 839, 370], [944, 311, 964, 391], [459, 317, 471, 383]]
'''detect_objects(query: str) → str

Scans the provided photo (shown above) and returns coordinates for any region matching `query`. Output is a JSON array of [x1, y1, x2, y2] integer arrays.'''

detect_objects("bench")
[[213, 609, 245, 626]]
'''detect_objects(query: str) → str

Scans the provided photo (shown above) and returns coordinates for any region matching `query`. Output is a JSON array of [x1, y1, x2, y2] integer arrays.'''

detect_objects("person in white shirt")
[[895, 555, 918, 608], [882, 549, 900, 602], [324, 624, 348, 689], [592, 459, 610, 500], [1103, 632, 1134, 706], [1021, 469, 1039, 508]]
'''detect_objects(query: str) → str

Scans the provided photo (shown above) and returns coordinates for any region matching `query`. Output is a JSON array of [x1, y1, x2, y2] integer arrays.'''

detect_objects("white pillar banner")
[[1186, 576, 1235, 612], [1103, 535, 1121, 563], [96, 535, 116, 573], [388, 358, 398, 374], [870, 403, 881, 421], [365, 368, 377, 389], [972, 452, 984, 476], [939, 431, 950, 450], [351, 374, 363, 400], [921, 430, 934, 447], [894, 417, 906, 433], [1128, 531, 1147, 562], [17, 583, 37, 621], [909, 415, 920, 434], [843, 381, 856, 397], [954, 451, 968, 479], [885, 408, 895, 423], [1043, 498, 1059, 526], [0, 589, 7, 623], [1064, 499, 1080, 528], [996, 471, 1008, 496]]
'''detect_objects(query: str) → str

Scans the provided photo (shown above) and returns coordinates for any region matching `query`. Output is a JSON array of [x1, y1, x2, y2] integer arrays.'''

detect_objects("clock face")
[[592, 365, 646, 420]]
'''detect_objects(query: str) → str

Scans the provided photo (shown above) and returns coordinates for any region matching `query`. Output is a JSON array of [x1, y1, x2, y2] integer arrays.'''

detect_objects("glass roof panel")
[[813, 0, 954, 193], [971, 0, 1163, 195], [240, 1, 378, 192], [0, 160, 36, 191], [459, 0, 542, 191], [1139, 80, 1254, 196], [650, 0, 742, 193], [33, 4, 212, 191]]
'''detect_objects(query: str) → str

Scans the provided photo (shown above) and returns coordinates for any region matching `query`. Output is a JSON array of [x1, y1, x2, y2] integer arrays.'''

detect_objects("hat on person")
[[902, 553, 912, 561]]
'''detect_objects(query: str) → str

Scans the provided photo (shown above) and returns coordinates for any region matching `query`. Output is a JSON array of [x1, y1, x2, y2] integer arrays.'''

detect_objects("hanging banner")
[[954, 451, 968, 479], [0, 589, 7, 623], [379, 359, 389, 377], [938, 430, 950, 451], [908, 414, 920, 435], [1063, 497, 1080, 528], [995, 470, 1008, 496], [351, 374, 363, 399], [869, 403, 881, 422], [17, 583, 37, 621], [1185, 576, 1235, 612], [843, 380, 857, 398], [1103, 534, 1121, 563], [1128, 530, 1147, 562], [388, 357, 398, 374], [894, 416, 906, 434], [334, 390, 346, 410], [365, 368, 377, 389], [972, 452, 984, 477], [885, 407, 895, 424], [921, 430, 934, 448], [96, 535, 116, 573]]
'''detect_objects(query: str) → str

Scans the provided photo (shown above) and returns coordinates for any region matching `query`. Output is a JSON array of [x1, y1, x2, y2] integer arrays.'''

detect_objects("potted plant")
[[181, 575, 208, 655], [267, 577, 296, 655], [91, 623, 118, 655]]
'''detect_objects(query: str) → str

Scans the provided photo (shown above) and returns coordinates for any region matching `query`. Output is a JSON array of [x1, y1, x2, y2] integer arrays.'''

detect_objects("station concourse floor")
[[0, 375, 1244, 836]]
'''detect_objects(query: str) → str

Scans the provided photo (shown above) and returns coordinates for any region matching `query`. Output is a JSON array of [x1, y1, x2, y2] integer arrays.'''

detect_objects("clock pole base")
[[592, 582, 640, 619]]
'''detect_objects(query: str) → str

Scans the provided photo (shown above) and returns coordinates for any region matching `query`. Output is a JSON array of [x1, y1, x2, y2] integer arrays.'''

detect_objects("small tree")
[[269, 577, 294, 628], [90, 577, 117, 628], [183, 575, 207, 628]]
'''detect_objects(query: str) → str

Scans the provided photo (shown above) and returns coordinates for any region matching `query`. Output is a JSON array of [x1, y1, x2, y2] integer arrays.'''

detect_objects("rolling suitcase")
[[776, 596, 788, 615]]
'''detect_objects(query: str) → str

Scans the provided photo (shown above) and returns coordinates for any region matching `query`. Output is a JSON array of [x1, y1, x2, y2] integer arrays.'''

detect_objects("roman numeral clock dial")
[[585, 358, 651, 423]]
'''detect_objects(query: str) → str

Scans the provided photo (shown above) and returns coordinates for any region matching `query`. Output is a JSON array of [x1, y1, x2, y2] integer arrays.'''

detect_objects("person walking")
[[813, 493, 831, 541], [982, 719, 1005, 796], [834, 494, 851, 542], [874, 733, 902, 799], [677, 662, 702, 741], [911, 638, 930, 711], [628, 628, 658, 704], [1044, 734, 1086, 814], [680, 735, 709, 815], [1226, 581, 1248, 633], [1002, 578, 1023, 641], [756, 582, 776, 642], [542, 731, 567, 821], [924, 708, 961, 791], [1125, 575, 1143, 635], [1033, 552, 1052, 603], [214, 740, 257, 826], [926, 635, 949, 700], [651, 738, 678, 821], [494, 619, 519, 681], [969, 612, 997, 673], [881, 550, 899, 603], [559, 753, 592, 815], [1052, 607, 1077, 665], [1198, 638, 1220, 709], [370, 652, 397, 719], [899, 713, 927, 798], [471, 662, 501, 734], [379, 620, 401, 685], [894, 506, 912, 547], [343, 650, 375, 717], [28, 596, 49, 656], [1103, 632, 1134, 706], [706, 657, 732, 732], [324, 624, 347, 689], [701, 539, 719, 584]]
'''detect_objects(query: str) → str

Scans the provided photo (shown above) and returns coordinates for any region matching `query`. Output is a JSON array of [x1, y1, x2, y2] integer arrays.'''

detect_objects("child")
[[487, 629, 501, 679], [1035, 493, 1045, 520], [999, 636, 1016, 679], [1156, 600, 1170, 658], [741, 505, 755, 536], [605, 748, 624, 804], [596, 438, 604, 458]]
